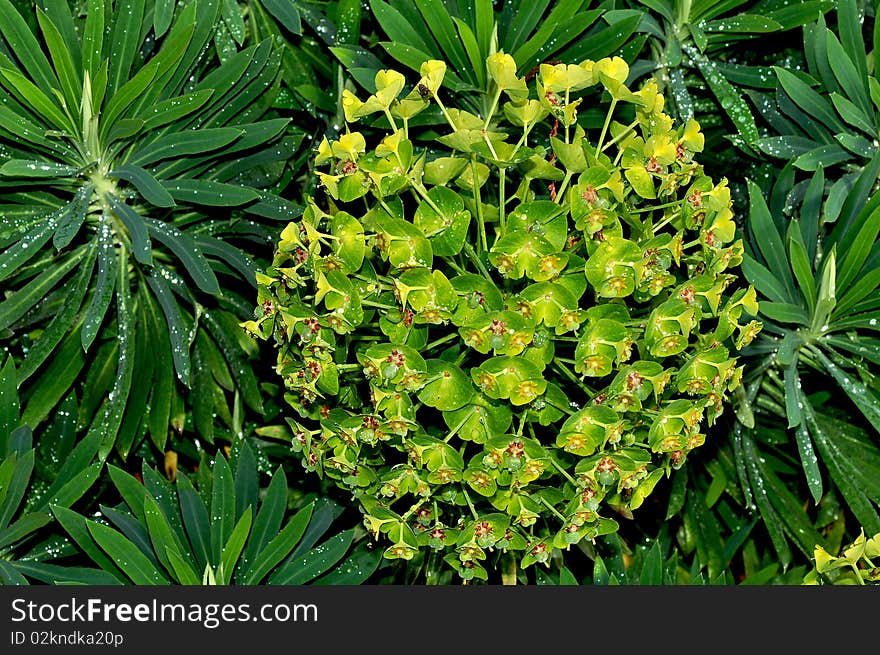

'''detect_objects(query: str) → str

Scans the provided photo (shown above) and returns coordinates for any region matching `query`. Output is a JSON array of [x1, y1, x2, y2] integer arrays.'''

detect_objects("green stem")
[[470, 156, 488, 252], [433, 93, 457, 131], [650, 210, 681, 236], [539, 496, 567, 523], [378, 198, 397, 218], [564, 87, 571, 143], [462, 241, 493, 281], [601, 118, 639, 153], [483, 130, 499, 160], [499, 167, 507, 231], [447, 257, 468, 276], [413, 183, 443, 215], [483, 87, 502, 131], [462, 488, 480, 520], [631, 199, 685, 213], [382, 107, 399, 133], [553, 362, 593, 397], [595, 98, 618, 156], [401, 495, 430, 521], [547, 399, 575, 416], [509, 124, 530, 161], [555, 171, 573, 205], [353, 272, 394, 285], [445, 407, 476, 442], [362, 300, 398, 310], [549, 457, 579, 487], [425, 332, 459, 352]]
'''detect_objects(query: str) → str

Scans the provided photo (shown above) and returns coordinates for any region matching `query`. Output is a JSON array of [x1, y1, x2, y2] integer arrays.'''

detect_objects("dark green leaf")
[[163, 179, 260, 206], [21, 326, 85, 428], [312, 542, 382, 585], [269, 530, 354, 584], [107, 193, 152, 265], [130, 128, 243, 167], [81, 221, 118, 351], [0, 0, 60, 95], [145, 220, 220, 295], [110, 164, 176, 208], [239, 466, 286, 576], [53, 184, 93, 249], [177, 474, 211, 571], [210, 455, 235, 562], [240, 503, 313, 585], [51, 505, 125, 582], [262, 0, 302, 34], [0, 449, 32, 529], [107, 0, 146, 96], [87, 520, 169, 585]]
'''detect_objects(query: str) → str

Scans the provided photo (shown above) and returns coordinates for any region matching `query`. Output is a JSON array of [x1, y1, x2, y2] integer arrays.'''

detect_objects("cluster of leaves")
[[249, 51, 759, 580], [0, 0, 308, 462], [0, 356, 104, 584], [625, 0, 834, 151], [46, 442, 381, 586], [337, 0, 646, 110], [733, 161, 880, 560], [0, 355, 378, 585], [684, 0, 880, 570], [752, 0, 879, 207], [3, 0, 879, 588]]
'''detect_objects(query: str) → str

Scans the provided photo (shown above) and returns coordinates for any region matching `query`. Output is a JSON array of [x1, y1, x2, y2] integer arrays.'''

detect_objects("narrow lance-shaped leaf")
[[145, 273, 192, 386], [176, 474, 211, 572], [81, 219, 118, 351], [220, 509, 252, 584], [269, 530, 354, 585], [129, 127, 243, 167], [0, 450, 33, 529], [210, 455, 235, 563], [35, 7, 81, 110], [154, 0, 176, 38], [0, 247, 83, 332], [109, 164, 175, 208], [53, 183, 94, 249], [240, 504, 313, 585], [87, 520, 169, 585], [0, 358, 19, 447], [813, 347, 880, 433], [0, 0, 61, 95], [0, 208, 66, 283], [145, 219, 220, 295], [239, 466, 287, 576], [107, 193, 152, 265], [82, 0, 105, 80]]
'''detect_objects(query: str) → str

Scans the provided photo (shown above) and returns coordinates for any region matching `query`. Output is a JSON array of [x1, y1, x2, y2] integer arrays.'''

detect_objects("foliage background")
[[0, 0, 878, 585]]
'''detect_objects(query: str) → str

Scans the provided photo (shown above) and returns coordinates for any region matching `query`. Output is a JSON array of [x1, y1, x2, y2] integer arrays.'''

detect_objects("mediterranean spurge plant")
[[0, 0, 299, 458], [248, 53, 759, 581]]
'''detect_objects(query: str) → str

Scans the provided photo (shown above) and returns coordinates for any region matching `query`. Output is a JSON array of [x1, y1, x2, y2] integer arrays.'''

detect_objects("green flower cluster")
[[246, 53, 760, 580]]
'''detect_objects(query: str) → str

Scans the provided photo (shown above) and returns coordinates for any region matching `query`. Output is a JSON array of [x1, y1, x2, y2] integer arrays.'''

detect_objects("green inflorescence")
[[247, 53, 760, 580]]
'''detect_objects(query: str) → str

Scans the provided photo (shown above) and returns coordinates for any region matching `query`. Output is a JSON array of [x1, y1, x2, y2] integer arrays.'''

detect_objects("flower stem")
[[499, 167, 507, 231], [596, 98, 618, 156], [462, 241, 493, 282], [539, 495, 567, 523], [471, 156, 488, 252], [483, 87, 502, 131], [462, 488, 480, 520], [425, 331, 459, 352]]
